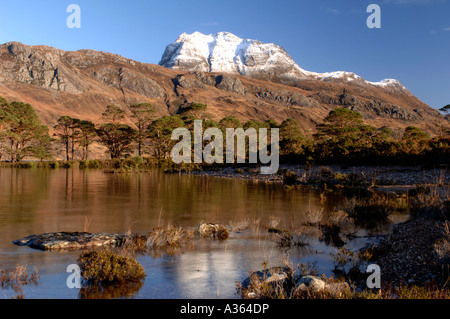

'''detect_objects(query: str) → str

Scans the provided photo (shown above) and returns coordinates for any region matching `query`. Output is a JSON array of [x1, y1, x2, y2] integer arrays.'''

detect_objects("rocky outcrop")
[[2, 42, 85, 93], [173, 73, 245, 95], [255, 89, 320, 108], [173, 74, 205, 90], [362, 101, 441, 121], [118, 68, 166, 98], [214, 74, 246, 95], [13, 232, 126, 251]]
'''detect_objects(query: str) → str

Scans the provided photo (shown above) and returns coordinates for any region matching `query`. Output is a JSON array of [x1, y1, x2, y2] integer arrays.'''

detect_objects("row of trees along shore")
[[0, 96, 449, 166]]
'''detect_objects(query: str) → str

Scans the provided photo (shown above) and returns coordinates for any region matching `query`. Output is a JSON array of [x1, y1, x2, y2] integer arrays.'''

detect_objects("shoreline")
[[369, 218, 449, 289], [191, 164, 450, 291], [1, 159, 448, 187], [190, 164, 449, 187]]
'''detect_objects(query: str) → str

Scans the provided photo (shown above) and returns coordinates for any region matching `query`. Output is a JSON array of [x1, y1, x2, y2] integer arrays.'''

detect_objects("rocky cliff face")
[[1, 42, 85, 93], [0, 41, 445, 139]]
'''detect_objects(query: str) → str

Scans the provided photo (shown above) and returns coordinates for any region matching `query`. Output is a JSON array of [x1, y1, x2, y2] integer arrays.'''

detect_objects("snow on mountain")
[[304, 70, 409, 93], [159, 31, 307, 82], [159, 32, 410, 94]]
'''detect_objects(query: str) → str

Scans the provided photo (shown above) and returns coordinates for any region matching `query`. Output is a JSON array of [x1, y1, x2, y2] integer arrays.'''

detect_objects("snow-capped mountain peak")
[[159, 31, 410, 94], [159, 31, 307, 81]]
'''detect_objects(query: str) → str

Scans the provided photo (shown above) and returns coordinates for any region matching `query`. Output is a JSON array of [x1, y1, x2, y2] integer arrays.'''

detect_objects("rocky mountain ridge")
[[0, 40, 446, 138], [159, 31, 412, 96]]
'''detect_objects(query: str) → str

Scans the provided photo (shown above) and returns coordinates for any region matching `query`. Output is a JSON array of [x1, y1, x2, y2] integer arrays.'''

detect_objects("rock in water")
[[198, 223, 229, 240], [13, 232, 127, 251]]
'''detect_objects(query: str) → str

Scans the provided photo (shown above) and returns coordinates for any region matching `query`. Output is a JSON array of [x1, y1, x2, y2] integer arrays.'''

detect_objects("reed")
[[410, 185, 446, 219], [303, 209, 323, 226], [83, 216, 92, 233], [276, 229, 310, 248], [0, 265, 39, 298], [228, 216, 261, 232], [265, 215, 281, 229], [147, 225, 189, 249]]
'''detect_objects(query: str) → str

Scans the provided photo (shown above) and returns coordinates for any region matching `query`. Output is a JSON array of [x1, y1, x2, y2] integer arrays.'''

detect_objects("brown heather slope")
[[0, 41, 446, 137]]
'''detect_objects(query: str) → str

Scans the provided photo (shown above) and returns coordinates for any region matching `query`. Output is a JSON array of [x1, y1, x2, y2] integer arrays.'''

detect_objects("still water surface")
[[0, 168, 389, 299]]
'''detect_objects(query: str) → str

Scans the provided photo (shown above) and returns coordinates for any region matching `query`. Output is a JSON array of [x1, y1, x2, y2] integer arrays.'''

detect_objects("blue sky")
[[0, 0, 449, 109]]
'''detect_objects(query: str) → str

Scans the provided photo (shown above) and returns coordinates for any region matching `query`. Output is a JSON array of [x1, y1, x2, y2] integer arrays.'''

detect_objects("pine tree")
[[130, 103, 156, 156], [1, 100, 51, 161]]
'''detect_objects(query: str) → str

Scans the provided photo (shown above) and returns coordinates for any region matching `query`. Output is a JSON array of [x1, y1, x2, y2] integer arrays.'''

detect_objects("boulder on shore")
[[13, 232, 127, 251], [241, 267, 291, 289], [295, 275, 326, 293], [239, 269, 353, 299]]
